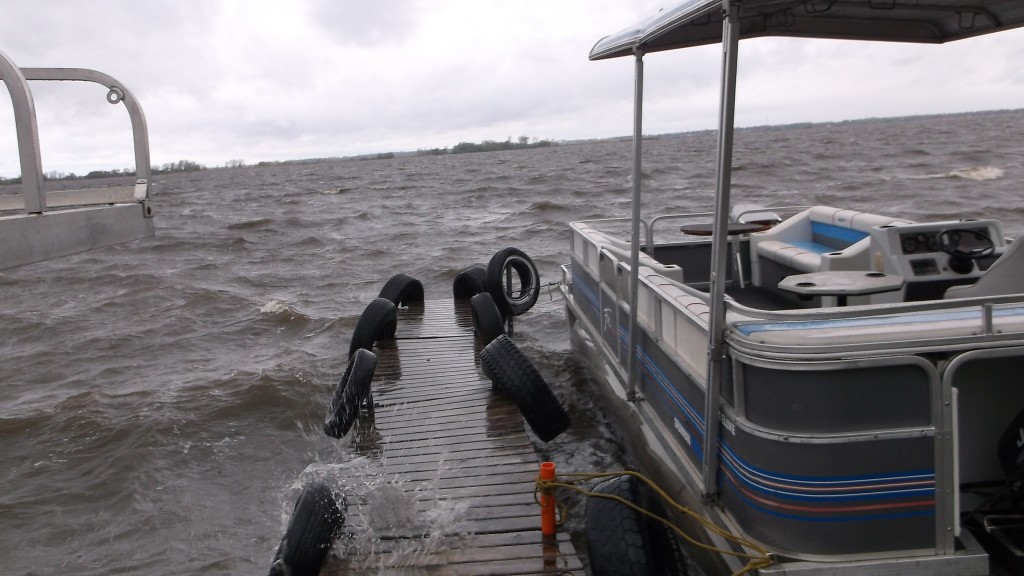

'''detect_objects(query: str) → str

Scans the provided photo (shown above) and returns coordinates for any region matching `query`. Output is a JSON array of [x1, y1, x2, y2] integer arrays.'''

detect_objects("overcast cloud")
[[0, 0, 1021, 177]]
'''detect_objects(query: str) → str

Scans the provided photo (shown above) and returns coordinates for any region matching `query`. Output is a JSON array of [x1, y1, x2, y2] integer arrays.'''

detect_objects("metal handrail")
[[575, 216, 650, 249], [648, 211, 715, 248], [0, 54, 152, 214], [648, 205, 810, 248], [0, 49, 154, 271]]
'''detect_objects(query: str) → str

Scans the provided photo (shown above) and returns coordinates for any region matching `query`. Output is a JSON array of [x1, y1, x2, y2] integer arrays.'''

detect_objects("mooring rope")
[[535, 469, 775, 576]]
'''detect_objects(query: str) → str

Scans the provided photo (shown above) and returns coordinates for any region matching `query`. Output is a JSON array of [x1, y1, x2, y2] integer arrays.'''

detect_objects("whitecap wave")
[[947, 166, 1004, 181], [260, 300, 295, 315], [906, 166, 1005, 181]]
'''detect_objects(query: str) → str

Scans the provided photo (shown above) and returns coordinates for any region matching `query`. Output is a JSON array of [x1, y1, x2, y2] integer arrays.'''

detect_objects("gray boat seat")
[[750, 206, 910, 287], [944, 238, 1024, 299]]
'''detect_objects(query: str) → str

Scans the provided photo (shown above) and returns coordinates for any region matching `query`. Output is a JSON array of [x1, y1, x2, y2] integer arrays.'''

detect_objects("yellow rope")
[[535, 470, 775, 576]]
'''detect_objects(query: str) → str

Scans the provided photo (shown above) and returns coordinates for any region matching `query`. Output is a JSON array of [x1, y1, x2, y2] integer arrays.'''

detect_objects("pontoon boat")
[[562, 2, 1024, 574]]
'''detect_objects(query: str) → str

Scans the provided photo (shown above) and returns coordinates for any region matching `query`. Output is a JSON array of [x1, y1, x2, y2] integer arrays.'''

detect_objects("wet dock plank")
[[321, 300, 582, 575]]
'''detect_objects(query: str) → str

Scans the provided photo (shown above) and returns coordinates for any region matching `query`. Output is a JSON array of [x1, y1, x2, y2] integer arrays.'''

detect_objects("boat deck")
[[320, 299, 582, 575]]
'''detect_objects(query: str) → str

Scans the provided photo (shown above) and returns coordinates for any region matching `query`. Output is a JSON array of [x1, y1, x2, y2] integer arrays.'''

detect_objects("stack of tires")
[[456, 248, 571, 444], [325, 273, 423, 440], [268, 274, 424, 576]]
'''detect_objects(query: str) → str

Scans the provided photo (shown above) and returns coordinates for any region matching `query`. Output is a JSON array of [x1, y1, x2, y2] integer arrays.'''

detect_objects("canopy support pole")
[[702, 0, 741, 499], [626, 47, 645, 402]]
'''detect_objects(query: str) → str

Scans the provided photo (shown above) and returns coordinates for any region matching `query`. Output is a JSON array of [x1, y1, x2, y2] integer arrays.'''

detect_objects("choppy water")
[[3, 109, 1024, 575]]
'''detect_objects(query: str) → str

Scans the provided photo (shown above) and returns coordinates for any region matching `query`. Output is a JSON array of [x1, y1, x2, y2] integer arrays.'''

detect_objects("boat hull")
[[561, 260, 994, 575], [563, 287, 744, 576]]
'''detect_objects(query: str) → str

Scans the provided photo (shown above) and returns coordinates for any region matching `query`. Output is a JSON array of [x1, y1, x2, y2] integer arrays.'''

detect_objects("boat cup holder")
[[795, 281, 816, 287], [865, 272, 886, 278]]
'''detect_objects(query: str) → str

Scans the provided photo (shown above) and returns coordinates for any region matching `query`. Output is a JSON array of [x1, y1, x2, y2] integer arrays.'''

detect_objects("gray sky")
[[0, 0, 1021, 177]]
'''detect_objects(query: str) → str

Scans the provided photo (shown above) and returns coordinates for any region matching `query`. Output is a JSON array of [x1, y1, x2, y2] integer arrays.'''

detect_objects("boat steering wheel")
[[936, 228, 995, 260]]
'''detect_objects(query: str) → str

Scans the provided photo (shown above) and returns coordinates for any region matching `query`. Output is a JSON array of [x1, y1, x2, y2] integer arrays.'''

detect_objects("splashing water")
[[297, 454, 473, 571]]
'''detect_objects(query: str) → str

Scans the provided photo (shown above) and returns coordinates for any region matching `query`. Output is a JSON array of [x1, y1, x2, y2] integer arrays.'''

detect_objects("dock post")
[[539, 461, 557, 537]]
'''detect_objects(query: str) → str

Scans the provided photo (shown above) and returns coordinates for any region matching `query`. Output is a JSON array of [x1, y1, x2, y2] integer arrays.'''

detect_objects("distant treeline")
[[0, 136, 559, 182], [444, 136, 554, 155], [0, 159, 208, 185]]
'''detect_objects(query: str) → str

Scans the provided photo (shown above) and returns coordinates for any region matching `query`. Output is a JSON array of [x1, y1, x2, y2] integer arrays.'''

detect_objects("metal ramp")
[[0, 50, 154, 271]]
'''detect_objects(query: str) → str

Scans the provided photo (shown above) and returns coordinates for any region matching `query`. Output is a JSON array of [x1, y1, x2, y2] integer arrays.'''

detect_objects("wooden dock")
[[321, 299, 583, 575]]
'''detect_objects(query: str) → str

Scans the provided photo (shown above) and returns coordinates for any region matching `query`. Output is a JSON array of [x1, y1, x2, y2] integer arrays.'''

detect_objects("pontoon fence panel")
[[637, 281, 656, 333], [660, 299, 678, 351], [724, 353, 941, 556], [739, 360, 933, 433], [638, 272, 711, 382]]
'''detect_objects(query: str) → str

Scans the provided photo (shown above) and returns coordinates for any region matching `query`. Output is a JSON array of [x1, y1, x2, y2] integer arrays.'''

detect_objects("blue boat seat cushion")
[[751, 206, 909, 285]]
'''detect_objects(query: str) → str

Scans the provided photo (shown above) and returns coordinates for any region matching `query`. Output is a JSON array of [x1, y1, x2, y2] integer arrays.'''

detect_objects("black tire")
[[324, 348, 377, 439], [479, 335, 570, 442], [485, 247, 540, 317], [378, 273, 424, 307], [470, 292, 505, 345], [348, 297, 397, 358], [586, 475, 689, 576], [453, 264, 487, 299], [268, 479, 345, 576]]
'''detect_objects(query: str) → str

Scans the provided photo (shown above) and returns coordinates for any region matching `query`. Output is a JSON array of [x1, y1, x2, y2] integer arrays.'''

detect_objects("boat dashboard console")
[[870, 220, 1004, 300]]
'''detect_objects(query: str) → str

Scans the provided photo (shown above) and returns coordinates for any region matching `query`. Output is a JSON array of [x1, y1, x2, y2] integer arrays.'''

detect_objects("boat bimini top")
[[590, 0, 1024, 59], [586, 0, 1024, 501]]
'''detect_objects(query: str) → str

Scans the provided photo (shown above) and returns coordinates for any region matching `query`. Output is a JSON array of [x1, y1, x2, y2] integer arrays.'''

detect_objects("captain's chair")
[[944, 238, 1024, 299]]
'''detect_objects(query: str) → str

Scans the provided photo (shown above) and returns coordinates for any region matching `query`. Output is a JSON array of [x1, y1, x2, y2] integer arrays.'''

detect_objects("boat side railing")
[[604, 252, 712, 383], [648, 211, 714, 247], [573, 216, 649, 251], [727, 290, 1024, 322], [577, 206, 808, 255], [574, 216, 1024, 364], [647, 206, 808, 248], [726, 294, 1024, 362], [571, 220, 712, 382], [573, 211, 1024, 367], [634, 264, 712, 381], [0, 49, 154, 270]]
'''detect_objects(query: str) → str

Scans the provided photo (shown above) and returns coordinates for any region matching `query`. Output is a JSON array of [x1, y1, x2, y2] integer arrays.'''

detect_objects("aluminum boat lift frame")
[[0, 49, 153, 271]]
